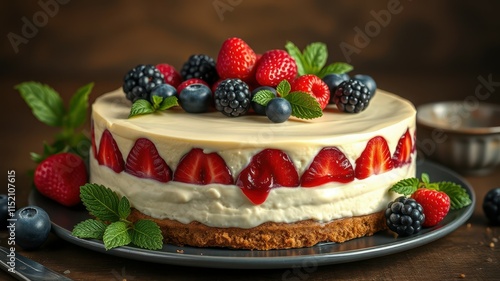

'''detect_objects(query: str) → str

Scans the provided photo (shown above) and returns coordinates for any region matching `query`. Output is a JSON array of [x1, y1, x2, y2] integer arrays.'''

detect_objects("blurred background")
[[1, 0, 500, 192]]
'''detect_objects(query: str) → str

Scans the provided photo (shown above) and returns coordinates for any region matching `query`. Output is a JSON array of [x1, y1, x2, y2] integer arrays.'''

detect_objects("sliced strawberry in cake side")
[[173, 148, 233, 185], [392, 129, 413, 168], [125, 138, 172, 182], [300, 147, 354, 187], [236, 149, 299, 205], [96, 129, 125, 173], [355, 136, 394, 180]]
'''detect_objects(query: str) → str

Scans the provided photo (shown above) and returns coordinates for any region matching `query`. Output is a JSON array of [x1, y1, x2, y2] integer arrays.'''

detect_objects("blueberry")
[[179, 84, 213, 113], [14, 206, 51, 250], [353, 74, 377, 96], [251, 86, 277, 115], [0, 194, 8, 230], [266, 98, 292, 123], [323, 74, 350, 104], [483, 188, 500, 225], [150, 83, 177, 103]]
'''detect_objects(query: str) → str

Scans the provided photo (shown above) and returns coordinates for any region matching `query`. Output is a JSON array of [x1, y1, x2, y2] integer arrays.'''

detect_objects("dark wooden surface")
[[1, 1, 500, 280]]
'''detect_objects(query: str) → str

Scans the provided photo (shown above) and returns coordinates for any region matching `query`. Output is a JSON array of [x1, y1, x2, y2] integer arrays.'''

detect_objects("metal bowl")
[[416, 101, 500, 175]]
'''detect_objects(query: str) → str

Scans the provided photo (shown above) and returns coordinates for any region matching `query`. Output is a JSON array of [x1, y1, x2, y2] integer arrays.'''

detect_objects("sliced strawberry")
[[216, 37, 257, 82], [355, 136, 393, 179], [96, 129, 125, 173], [236, 149, 299, 205], [125, 138, 172, 182], [301, 147, 354, 187], [291, 74, 330, 110], [173, 148, 233, 185], [392, 129, 413, 168]]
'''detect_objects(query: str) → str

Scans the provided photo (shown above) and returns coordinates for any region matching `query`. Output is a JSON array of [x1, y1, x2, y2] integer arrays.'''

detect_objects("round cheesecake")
[[89, 88, 416, 250]]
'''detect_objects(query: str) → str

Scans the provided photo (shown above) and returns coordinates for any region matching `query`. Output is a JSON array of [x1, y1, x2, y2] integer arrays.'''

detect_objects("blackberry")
[[483, 188, 500, 225], [333, 79, 372, 113], [214, 78, 251, 117], [385, 196, 425, 236], [180, 54, 219, 85], [123, 64, 165, 102]]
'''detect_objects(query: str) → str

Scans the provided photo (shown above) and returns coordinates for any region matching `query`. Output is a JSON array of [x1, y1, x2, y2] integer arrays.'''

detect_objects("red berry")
[[96, 129, 125, 173], [216, 37, 257, 82], [125, 138, 172, 182], [411, 188, 450, 227], [255, 49, 297, 87], [34, 153, 87, 206], [291, 74, 330, 110], [301, 147, 354, 187], [392, 129, 413, 168], [355, 136, 393, 179], [173, 148, 233, 185], [156, 63, 182, 88], [177, 78, 208, 94]]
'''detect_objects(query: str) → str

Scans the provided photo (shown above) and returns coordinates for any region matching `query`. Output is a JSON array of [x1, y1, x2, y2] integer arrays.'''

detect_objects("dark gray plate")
[[29, 160, 475, 269]]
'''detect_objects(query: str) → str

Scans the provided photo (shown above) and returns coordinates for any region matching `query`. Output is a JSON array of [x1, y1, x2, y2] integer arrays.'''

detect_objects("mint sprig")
[[129, 96, 178, 118], [72, 183, 164, 251], [285, 41, 353, 78], [15, 82, 93, 163], [389, 173, 472, 210], [252, 80, 323, 120]]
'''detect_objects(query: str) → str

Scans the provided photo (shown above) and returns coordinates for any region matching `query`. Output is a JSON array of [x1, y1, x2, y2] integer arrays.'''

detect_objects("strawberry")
[[301, 147, 354, 187], [291, 74, 330, 110], [177, 78, 209, 94], [173, 148, 233, 185], [355, 136, 393, 179], [411, 188, 450, 227], [125, 138, 172, 182], [216, 37, 257, 82], [34, 153, 87, 206], [96, 129, 125, 173], [236, 149, 299, 205], [156, 63, 182, 88], [255, 49, 297, 87], [392, 129, 413, 168]]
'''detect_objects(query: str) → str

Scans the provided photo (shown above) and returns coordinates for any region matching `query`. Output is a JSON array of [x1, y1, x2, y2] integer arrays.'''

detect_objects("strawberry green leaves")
[[285, 41, 353, 78]]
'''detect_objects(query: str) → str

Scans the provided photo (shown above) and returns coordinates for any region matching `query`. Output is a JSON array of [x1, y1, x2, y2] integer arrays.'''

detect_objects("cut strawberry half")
[[97, 129, 125, 173], [173, 148, 233, 185], [301, 147, 354, 187], [355, 136, 393, 179], [125, 138, 172, 182], [236, 149, 299, 205], [392, 129, 413, 168]]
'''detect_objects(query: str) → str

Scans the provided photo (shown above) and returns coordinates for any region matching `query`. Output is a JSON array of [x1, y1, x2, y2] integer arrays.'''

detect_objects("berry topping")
[[236, 149, 299, 205], [214, 78, 251, 117], [411, 188, 450, 227], [265, 97, 292, 123], [150, 84, 178, 103], [385, 196, 425, 236], [251, 86, 276, 115], [156, 63, 182, 88], [173, 148, 233, 185], [353, 74, 377, 96], [392, 129, 413, 168], [14, 206, 51, 250], [97, 129, 125, 173], [291, 74, 330, 110], [483, 188, 500, 225], [322, 73, 349, 104], [176, 78, 209, 94], [125, 138, 172, 183], [123, 64, 165, 102], [179, 83, 213, 113], [301, 147, 354, 187], [255, 49, 298, 87], [180, 54, 219, 85], [355, 136, 393, 179], [333, 79, 372, 113], [34, 152, 87, 206], [216, 37, 257, 82]]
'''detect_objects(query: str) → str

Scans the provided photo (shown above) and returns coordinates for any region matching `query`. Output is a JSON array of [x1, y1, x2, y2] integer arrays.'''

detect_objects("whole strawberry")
[[34, 153, 88, 207], [216, 37, 257, 82], [291, 74, 330, 110], [255, 49, 297, 87], [411, 188, 450, 227]]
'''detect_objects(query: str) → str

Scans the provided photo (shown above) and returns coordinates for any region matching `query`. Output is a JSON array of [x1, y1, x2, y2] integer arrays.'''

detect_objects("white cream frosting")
[[90, 88, 417, 228]]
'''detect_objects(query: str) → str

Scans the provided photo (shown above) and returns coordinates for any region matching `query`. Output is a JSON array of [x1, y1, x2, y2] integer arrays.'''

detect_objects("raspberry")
[[333, 79, 372, 113], [123, 64, 165, 102], [156, 63, 182, 88], [385, 196, 425, 236], [180, 54, 219, 85], [291, 74, 330, 110], [214, 78, 251, 117], [411, 188, 450, 227], [483, 188, 500, 225]]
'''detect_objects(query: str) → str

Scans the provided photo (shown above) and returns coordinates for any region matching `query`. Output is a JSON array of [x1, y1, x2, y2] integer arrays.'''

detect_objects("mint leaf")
[[437, 181, 472, 210], [130, 220, 163, 250], [129, 100, 155, 118], [318, 62, 353, 78], [276, 80, 291, 97], [252, 90, 275, 106], [103, 221, 131, 250], [80, 183, 120, 222], [285, 91, 323, 119], [118, 196, 131, 220], [285, 41, 306, 76], [66, 82, 93, 129], [72, 219, 107, 239], [389, 178, 419, 196], [303, 42, 327, 74], [421, 173, 430, 184], [158, 96, 179, 111], [15, 82, 65, 127], [151, 95, 163, 109]]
